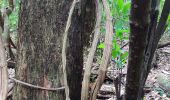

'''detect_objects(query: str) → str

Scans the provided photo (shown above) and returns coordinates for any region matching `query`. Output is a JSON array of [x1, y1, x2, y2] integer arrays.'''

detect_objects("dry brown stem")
[[90, 0, 114, 99], [10, 77, 65, 91], [81, 0, 102, 100], [62, 0, 78, 100]]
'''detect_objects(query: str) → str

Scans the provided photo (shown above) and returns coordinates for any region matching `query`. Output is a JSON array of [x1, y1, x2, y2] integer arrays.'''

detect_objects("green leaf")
[[122, 2, 131, 14], [112, 50, 119, 58], [117, 0, 124, 10], [115, 44, 121, 51], [120, 51, 128, 60], [116, 29, 129, 38], [117, 29, 129, 34], [116, 30, 123, 38], [113, 41, 121, 51], [98, 43, 105, 49], [167, 15, 170, 25], [112, 43, 121, 58]]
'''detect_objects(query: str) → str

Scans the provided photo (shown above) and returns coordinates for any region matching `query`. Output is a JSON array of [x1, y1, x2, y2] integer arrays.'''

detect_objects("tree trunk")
[[125, 0, 151, 100], [14, 0, 73, 100], [66, 0, 95, 99], [14, 0, 95, 100]]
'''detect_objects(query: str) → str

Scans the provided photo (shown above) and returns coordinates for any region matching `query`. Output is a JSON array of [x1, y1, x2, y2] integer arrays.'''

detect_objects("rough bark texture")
[[14, 0, 72, 100], [141, 0, 170, 98], [125, 0, 151, 100], [139, 0, 160, 97], [14, 0, 95, 100], [90, 0, 114, 99], [82, 0, 96, 47], [125, 0, 170, 99], [66, 0, 95, 100], [81, 0, 100, 99], [144, 0, 170, 81]]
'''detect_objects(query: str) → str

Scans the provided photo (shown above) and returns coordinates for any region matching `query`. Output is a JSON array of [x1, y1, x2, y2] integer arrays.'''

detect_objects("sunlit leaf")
[[112, 50, 118, 58], [122, 1, 131, 14], [97, 43, 105, 49], [117, 0, 124, 10], [116, 29, 129, 39]]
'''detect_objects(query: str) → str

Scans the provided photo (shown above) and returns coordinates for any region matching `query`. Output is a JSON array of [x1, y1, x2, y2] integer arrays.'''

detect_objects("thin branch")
[[121, 42, 129, 49], [143, 0, 170, 84], [81, 0, 102, 100], [62, 0, 78, 100], [90, 0, 114, 99], [155, 0, 170, 37], [10, 77, 65, 91]]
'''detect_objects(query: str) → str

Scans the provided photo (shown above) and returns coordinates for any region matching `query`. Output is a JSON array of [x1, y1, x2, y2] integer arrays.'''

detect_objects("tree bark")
[[82, 0, 96, 47], [141, 0, 170, 98], [14, 0, 72, 100], [14, 0, 95, 100], [66, 0, 95, 99], [125, 0, 151, 100]]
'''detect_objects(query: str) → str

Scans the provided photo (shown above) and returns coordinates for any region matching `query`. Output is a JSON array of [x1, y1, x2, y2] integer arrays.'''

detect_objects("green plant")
[[108, 0, 130, 29], [9, 1, 19, 32], [98, 29, 129, 69], [97, 0, 130, 69]]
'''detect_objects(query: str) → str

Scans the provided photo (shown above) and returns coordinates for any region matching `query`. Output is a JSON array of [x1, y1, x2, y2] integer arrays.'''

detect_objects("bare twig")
[[81, 0, 102, 100], [155, 0, 170, 37], [90, 0, 114, 99], [62, 0, 78, 100], [10, 77, 65, 91], [121, 42, 129, 49]]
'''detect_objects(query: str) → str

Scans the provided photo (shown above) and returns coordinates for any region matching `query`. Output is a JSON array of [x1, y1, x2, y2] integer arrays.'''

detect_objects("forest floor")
[[92, 34, 170, 100], [90, 45, 170, 100]]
